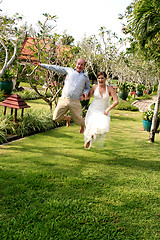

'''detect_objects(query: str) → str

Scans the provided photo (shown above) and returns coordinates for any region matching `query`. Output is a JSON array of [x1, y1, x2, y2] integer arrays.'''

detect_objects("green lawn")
[[0, 109, 160, 239], [26, 98, 51, 111]]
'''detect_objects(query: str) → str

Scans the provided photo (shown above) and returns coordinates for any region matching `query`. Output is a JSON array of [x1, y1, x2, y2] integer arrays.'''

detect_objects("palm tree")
[[130, 0, 160, 63], [122, 0, 160, 142]]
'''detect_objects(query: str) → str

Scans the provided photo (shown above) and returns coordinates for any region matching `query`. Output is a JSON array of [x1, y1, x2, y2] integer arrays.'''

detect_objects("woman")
[[84, 72, 119, 149]]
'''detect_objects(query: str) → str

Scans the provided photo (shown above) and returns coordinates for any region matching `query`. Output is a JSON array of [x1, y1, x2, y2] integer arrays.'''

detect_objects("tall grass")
[[0, 109, 64, 143]]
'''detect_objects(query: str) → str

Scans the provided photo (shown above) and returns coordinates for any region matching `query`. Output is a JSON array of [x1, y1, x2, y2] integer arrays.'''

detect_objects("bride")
[[84, 71, 119, 149]]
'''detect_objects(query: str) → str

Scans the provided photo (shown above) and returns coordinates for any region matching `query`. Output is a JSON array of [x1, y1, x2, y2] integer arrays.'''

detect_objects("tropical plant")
[[115, 100, 139, 111], [24, 13, 77, 110], [120, 0, 160, 66], [0, 68, 14, 82], [120, 0, 160, 142], [143, 110, 160, 122], [118, 82, 131, 92], [137, 83, 145, 92]]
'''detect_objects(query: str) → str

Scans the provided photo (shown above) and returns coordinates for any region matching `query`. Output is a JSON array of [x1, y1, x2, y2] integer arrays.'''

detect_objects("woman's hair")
[[97, 71, 107, 78]]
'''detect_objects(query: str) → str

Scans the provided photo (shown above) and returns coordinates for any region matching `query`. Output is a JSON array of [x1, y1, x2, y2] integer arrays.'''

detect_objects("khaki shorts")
[[53, 97, 85, 126]]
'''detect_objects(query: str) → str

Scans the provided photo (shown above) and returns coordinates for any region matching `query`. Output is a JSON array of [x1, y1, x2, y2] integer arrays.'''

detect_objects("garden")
[[1, 100, 160, 239], [0, 81, 160, 239], [1, 0, 160, 239]]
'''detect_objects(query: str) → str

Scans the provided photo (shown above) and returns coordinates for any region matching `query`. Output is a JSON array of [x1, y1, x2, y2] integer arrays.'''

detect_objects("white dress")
[[84, 85, 110, 149]]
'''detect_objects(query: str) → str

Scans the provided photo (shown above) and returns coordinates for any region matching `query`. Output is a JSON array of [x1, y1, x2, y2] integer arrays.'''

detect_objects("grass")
[[0, 109, 160, 239], [20, 82, 43, 90], [26, 98, 51, 111]]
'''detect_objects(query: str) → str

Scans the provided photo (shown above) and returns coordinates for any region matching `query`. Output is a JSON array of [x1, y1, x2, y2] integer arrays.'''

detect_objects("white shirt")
[[40, 64, 90, 100]]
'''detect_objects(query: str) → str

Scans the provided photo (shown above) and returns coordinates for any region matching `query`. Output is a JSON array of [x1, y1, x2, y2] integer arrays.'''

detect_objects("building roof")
[[19, 37, 72, 61], [18, 37, 50, 61]]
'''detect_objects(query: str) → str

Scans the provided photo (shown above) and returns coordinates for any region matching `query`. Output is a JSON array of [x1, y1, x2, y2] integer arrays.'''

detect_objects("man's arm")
[[83, 76, 90, 96], [80, 76, 90, 100], [40, 64, 68, 75], [34, 62, 68, 75]]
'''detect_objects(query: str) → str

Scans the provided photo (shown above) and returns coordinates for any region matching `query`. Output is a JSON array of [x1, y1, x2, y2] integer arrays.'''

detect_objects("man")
[[35, 58, 90, 133]]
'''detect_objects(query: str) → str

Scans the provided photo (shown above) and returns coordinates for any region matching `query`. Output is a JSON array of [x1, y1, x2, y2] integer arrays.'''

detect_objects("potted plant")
[[137, 83, 145, 97], [0, 69, 14, 95], [143, 110, 160, 132], [118, 82, 130, 100]]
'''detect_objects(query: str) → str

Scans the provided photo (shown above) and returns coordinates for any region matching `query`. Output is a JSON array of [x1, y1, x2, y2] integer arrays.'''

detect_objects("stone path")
[[132, 95, 157, 112]]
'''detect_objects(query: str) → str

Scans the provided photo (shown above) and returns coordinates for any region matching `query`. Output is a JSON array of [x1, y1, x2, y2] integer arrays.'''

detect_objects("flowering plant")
[[137, 83, 145, 92], [0, 69, 14, 82], [143, 110, 160, 122], [118, 82, 130, 92]]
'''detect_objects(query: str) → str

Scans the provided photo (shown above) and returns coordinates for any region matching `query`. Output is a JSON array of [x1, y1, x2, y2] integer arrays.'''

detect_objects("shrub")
[[115, 100, 139, 111], [15, 89, 40, 100], [13, 89, 53, 100], [0, 119, 8, 143], [0, 109, 66, 144], [15, 109, 56, 137], [134, 94, 152, 101], [0, 90, 5, 102], [143, 110, 160, 122]]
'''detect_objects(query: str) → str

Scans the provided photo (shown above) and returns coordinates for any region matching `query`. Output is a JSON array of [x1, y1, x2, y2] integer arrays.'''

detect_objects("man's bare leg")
[[80, 125, 84, 133], [64, 115, 71, 127]]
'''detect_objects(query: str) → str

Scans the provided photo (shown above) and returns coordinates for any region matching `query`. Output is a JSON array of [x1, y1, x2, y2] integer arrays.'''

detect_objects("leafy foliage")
[[0, 109, 66, 144], [115, 100, 139, 111], [121, 0, 160, 66], [0, 69, 14, 82], [143, 110, 160, 121]]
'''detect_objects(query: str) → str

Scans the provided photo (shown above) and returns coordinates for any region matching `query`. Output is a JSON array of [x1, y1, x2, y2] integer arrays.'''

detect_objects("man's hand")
[[80, 95, 84, 101], [80, 93, 88, 101], [33, 62, 41, 66]]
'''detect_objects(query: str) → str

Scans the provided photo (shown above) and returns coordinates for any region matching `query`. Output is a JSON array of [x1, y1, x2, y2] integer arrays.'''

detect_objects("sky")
[[0, 0, 132, 43]]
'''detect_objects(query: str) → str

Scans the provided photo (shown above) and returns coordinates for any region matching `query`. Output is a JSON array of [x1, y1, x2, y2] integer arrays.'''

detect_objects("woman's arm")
[[85, 85, 97, 100], [104, 86, 119, 115]]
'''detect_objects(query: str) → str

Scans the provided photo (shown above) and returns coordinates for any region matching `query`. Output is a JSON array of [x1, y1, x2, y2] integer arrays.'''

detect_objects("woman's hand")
[[104, 109, 109, 116]]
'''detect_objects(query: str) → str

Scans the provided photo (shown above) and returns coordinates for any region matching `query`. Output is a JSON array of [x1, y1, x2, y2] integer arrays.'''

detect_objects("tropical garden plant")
[[137, 83, 145, 92], [120, 0, 160, 142], [0, 68, 14, 82], [0, 108, 66, 144], [143, 110, 160, 122]]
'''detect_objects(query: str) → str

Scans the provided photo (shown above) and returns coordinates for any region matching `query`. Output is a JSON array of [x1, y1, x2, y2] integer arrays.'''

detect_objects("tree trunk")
[[0, 38, 17, 77], [149, 82, 160, 142]]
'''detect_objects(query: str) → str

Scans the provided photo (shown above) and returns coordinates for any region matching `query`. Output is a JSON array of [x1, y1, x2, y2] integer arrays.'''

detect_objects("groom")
[[35, 58, 90, 133]]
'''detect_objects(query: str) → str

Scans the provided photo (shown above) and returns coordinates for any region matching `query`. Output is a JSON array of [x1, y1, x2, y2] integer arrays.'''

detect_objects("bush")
[[143, 110, 160, 122], [115, 100, 139, 111], [134, 94, 152, 101], [0, 109, 66, 144], [15, 89, 40, 100], [16, 109, 55, 137], [0, 90, 5, 102], [0, 119, 8, 143], [13, 89, 53, 100]]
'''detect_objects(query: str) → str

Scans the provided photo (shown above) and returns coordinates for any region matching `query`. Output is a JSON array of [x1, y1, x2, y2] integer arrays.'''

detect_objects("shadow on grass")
[[1, 128, 160, 239], [111, 115, 138, 122], [4, 140, 160, 173]]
